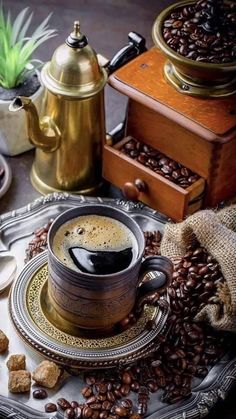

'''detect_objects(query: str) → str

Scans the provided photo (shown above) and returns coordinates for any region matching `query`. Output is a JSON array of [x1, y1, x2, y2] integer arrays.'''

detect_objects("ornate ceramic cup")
[[47, 204, 173, 330]]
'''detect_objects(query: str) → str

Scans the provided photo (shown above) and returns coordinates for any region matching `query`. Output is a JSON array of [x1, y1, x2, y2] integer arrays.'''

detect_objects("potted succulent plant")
[[0, 5, 56, 156]]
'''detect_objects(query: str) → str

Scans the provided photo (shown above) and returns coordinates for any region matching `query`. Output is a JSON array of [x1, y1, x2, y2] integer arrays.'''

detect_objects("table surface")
[[0, 0, 235, 417]]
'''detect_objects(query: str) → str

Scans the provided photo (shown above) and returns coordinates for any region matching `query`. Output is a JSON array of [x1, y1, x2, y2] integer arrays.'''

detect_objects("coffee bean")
[[90, 403, 102, 410], [120, 384, 130, 396], [45, 403, 57, 413], [99, 413, 108, 419], [102, 401, 112, 411], [146, 379, 158, 392], [86, 396, 97, 405], [164, 19, 175, 28], [97, 394, 107, 402], [96, 383, 107, 394], [71, 401, 79, 408], [113, 389, 122, 399], [114, 406, 128, 417], [121, 371, 132, 385], [82, 387, 94, 398], [172, 170, 181, 179], [57, 398, 71, 410], [82, 406, 93, 418], [131, 381, 140, 392], [137, 154, 147, 165], [33, 389, 48, 400], [107, 391, 116, 403], [120, 399, 133, 409], [172, 20, 183, 28], [65, 408, 75, 419]]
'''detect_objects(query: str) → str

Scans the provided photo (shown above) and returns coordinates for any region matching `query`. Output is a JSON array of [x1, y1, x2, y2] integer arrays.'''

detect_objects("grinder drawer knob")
[[123, 179, 146, 200]]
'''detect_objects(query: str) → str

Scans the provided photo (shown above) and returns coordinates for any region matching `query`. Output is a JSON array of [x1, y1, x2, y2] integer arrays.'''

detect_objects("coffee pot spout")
[[9, 96, 61, 153]]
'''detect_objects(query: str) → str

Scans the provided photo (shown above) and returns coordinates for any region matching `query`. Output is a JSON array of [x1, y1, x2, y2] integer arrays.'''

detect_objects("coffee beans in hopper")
[[121, 137, 199, 189], [26, 225, 230, 417], [162, 0, 236, 64]]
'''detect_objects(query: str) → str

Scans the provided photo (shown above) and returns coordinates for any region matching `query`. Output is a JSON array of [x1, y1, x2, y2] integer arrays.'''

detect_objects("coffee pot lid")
[[41, 21, 107, 98]]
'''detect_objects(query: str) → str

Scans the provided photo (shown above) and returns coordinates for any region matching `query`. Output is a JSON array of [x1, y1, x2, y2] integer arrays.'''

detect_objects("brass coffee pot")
[[9, 22, 146, 195]]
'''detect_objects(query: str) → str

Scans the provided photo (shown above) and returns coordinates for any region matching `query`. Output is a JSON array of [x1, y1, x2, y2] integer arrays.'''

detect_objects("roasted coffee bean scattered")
[[57, 397, 71, 410], [24, 219, 54, 263], [0, 166, 4, 189], [32, 389, 48, 399], [44, 402, 57, 412], [162, 0, 236, 63], [64, 407, 75, 418], [121, 138, 199, 189], [144, 230, 162, 257]]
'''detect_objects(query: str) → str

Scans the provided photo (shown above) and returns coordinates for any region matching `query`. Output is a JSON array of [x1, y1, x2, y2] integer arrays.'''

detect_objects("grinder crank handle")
[[106, 31, 147, 74]]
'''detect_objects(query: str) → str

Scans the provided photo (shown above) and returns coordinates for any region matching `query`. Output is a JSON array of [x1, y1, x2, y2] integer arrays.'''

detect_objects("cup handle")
[[136, 255, 173, 302]]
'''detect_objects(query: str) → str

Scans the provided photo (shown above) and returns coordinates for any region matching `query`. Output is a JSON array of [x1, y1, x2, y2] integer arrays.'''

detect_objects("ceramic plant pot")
[[0, 81, 44, 156]]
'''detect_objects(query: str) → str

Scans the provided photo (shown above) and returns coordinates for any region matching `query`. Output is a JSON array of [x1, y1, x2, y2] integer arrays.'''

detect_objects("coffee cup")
[[47, 204, 173, 330]]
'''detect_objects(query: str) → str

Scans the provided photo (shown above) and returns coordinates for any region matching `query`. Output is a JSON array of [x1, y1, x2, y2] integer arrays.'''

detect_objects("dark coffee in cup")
[[52, 214, 138, 275]]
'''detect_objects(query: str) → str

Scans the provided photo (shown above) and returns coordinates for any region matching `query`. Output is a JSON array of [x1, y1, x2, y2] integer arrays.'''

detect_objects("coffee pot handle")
[[136, 255, 173, 301], [106, 31, 146, 74]]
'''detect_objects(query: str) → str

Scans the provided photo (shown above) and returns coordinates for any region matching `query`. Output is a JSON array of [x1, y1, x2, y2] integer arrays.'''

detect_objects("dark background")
[[1, 1, 235, 417]]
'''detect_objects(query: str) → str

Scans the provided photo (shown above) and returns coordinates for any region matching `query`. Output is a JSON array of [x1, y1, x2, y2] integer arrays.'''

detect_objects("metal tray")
[[0, 192, 236, 419], [0, 154, 12, 200]]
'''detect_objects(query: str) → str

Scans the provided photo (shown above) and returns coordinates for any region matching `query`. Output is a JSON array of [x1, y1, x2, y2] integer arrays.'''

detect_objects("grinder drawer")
[[103, 137, 205, 221]]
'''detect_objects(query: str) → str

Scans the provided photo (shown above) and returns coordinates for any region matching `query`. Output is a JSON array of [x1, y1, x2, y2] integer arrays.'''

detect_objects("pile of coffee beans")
[[24, 219, 54, 263], [26, 223, 230, 417], [144, 231, 162, 257], [121, 137, 199, 189], [162, 0, 236, 63], [56, 391, 142, 418], [0, 165, 5, 189], [149, 242, 227, 404]]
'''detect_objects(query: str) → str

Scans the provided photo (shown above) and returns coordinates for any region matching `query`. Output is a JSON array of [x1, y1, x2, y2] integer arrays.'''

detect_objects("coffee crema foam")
[[53, 215, 137, 272]]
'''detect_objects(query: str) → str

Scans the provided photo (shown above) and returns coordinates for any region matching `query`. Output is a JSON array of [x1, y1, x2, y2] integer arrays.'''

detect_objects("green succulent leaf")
[[0, 4, 57, 89]]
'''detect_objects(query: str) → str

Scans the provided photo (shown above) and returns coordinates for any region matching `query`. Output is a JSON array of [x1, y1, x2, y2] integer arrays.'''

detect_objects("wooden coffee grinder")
[[103, 0, 236, 221]]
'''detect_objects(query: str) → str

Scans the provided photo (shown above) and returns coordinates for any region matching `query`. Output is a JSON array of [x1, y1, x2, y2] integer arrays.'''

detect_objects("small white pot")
[[0, 83, 44, 156]]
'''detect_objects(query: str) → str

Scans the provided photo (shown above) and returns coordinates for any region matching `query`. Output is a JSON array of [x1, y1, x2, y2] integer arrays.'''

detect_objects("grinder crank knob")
[[107, 32, 146, 74], [123, 179, 146, 201]]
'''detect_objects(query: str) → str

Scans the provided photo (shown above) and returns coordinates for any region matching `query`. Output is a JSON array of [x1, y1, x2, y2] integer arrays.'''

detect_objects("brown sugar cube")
[[7, 354, 26, 371], [8, 370, 31, 393], [32, 360, 60, 388], [0, 330, 9, 353]]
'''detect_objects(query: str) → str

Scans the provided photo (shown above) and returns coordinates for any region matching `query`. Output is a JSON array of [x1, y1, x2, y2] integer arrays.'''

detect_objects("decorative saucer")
[[10, 251, 169, 369]]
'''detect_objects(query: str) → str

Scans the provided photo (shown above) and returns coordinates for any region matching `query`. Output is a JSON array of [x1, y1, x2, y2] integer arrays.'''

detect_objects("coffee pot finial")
[[73, 21, 80, 36]]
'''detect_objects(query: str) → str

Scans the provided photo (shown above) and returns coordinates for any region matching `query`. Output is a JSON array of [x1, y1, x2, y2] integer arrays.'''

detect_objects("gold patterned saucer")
[[10, 251, 169, 368]]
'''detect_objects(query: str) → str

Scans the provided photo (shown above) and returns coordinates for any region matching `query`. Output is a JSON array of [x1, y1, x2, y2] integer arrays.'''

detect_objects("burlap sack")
[[160, 205, 236, 332]]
